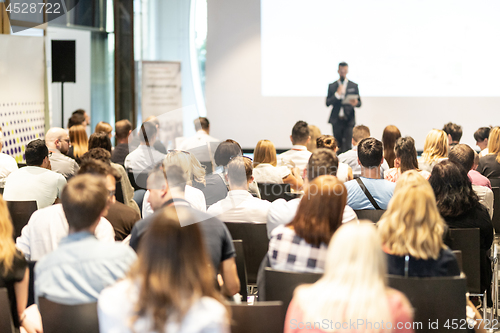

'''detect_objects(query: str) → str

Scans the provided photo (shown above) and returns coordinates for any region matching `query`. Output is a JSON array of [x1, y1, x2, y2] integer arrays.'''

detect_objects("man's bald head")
[[45, 127, 71, 154]]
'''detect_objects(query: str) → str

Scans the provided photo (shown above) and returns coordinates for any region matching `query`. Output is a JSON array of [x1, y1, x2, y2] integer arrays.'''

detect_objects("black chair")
[[0, 288, 15, 333], [230, 301, 284, 333], [38, 297, 99, 333], [27, 260, 36, 307], [489, 178, 500, 189], [233, 240, 248, 302], [224, 222, 269, 285], [127, 170, 148, 191], [451, 250, 463, 272], [448, 228, 481, 294], [114, 180, 125, 204], [491, 187, 500, 234], [257, 183, 294, 202], [354, 209, 386, 223], [264, 267, 322, 312], [387, 275, 467, 332], [6, 200, 37, 239]]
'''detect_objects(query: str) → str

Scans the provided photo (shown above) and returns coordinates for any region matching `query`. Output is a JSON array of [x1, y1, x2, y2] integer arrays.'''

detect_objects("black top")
[[477, 154, 500, 179], [0, 250, 27, 328], [386, 248, 461, 277], [111, 143, 129, 166], [105, 201, 141, 241], [193, 173, 229, 207]]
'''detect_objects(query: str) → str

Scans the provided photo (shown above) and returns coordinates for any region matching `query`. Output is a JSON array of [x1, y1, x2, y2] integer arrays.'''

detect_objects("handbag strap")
[[356, 178, 382, 210]]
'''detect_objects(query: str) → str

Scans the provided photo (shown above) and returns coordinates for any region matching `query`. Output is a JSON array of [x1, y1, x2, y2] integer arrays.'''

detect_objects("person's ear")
[[352, 138, 356, 147], [380, 157, 385, 166], [306, 136, 311, 144], [357, 158, 361, 165], [290, 135, 293, 144]]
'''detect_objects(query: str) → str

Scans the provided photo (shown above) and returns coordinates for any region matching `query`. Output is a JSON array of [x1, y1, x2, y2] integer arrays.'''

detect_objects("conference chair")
[[0, 288, 16, 333], [257, 183, 294, 202], [6, 200, 37, 239], [27, 260, 36, 307], [38, 297, 99, 333], [490, 178, 500, 189], [491, 187, 500, 234], [263, 267, 322, 312], [354, 209, 386, 223], [126, 169, 148, 191], [387, 275, 467, 333], [233, 240, 248, 302], [451, 250, 463, 272], [229, 301, 285, 333]]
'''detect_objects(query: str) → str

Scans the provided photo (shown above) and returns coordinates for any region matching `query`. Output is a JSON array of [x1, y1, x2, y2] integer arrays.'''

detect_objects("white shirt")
[[278, 145, 312, 173], [338, 146, 389, 179], [3, 166, 67, 209], [98, 279, 229, 333], [473, 184, 494, 219], [253, 163, 291, 184], [124, 145, 166, 173], [337, 162, 350, 183], [207, 190, 271, 223], [16, 204, 115, 261], [266, 197, 358, 238], [178, 130, 220, 162], [142, 185, 207, 218], [0, 152, 18, 188], [479, 148, 489, 158]]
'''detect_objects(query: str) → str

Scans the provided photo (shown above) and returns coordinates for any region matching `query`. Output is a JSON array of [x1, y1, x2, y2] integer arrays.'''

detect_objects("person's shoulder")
[[386, 287, 412, 313]]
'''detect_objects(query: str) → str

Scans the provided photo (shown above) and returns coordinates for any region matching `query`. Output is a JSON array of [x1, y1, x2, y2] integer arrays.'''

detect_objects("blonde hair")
[[487, 127, 500, 164], [295, 223, 393, 332], [253, 140, 277, 167], [0, 195, 18, 274], [306, 125, 322, 152], [421, 129, 448, 165], [69, 124, 89, 158], [378, 170, 446, 260], [94, 121, 113, 136], [163, 151, 206, 186]]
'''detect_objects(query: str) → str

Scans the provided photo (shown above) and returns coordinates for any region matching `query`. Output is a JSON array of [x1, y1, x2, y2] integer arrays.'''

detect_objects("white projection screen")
[[206, 0, 500, 150]]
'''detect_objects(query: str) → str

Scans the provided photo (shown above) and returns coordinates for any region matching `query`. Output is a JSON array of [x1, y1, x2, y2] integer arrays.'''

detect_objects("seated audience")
[[278, 120, 312, 173], [429, 160, 493, 303], [190, 153, 228, 207], [306, 124, 321, 152], [35, 174, 137, 304], [384, 136, 431, 182], [0, 195, 42, 333], [285, 223, 413, 333], [45, 127, 79, 179], [129, 166, 240, 297], [267, 149, 357, 238], [111, 119, 132, 166], [178, 117, 220, 166], [124, 122, 165, 174], [253, 139, 303, 191], [338, 125, 389, 178], [382, 125, 401, 168], [418, 129, 448, 172], [443, 122, 462, 148], [207, 156, 271, 223], [379, 170, 460, 277], [3, 139, 66, 209], [470, 150, 491, 188], [67, 124, 89, 161], [269, 175, 346, 273], [344, 138, 396, 210], [67, 109, 87, 129], [0, 127, 18, 190], [474, 126, 491, 157], [316, 135, 353, 182], [98, 207, 230, 333], [477, 126, 500, 181], [144, 116, 168, 153], [94, 121, 113, 139]]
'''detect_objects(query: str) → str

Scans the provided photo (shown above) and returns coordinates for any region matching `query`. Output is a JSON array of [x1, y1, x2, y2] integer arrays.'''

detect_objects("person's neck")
[[360, 166, 381, 179], [229, 185, 248, 192], [292, 142, 307, 148], [117, 139, 128, 145]]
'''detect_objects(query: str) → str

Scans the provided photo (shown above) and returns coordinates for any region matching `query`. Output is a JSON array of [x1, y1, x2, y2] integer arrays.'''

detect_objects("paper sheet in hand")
[[342, 94, 359, 104]]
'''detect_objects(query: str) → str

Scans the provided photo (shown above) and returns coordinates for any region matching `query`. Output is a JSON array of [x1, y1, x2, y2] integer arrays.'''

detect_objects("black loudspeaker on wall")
[[51, 40, 76, 127]]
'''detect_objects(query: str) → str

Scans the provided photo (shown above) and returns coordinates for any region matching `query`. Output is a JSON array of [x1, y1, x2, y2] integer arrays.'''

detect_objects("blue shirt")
[[345, 177, 396, 210], [35, 231, 137, 305]]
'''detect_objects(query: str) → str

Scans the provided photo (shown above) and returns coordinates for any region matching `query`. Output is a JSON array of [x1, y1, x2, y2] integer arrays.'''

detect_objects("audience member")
[[382, 125, 401, 168], [0, 127, 18, 190], [45, 127, 79, 179], [268, 175, 346, 273], [253, 139, 303, 191], [124, 122, 165, 174], [278, 120, 312, 172], [285, 223, 413, 333], [129, 166, 240, 297], [68, 124, 89, 161], [344, 138, 396, 210], [208, 156, 270, 222], [443, 122, 462, 148], [35, 174, 137, 304], [178, 117, 220, 166], [379, 171, 460, 277], [474, 127, 491, 157], [418, 129, 448, 172], [67, 110, 86, 129], [98, 207, 230, 333], [306, 124, 321, 152], [94, 121, 113, 139], [384, 136, 431, 182], [470, 150, 492, 188], [316, 135, 353, 182], [477, 126, 500, 181], [111, 119, 132, 166], [144, 116, 168, 154], [3, 139, 66, 209]]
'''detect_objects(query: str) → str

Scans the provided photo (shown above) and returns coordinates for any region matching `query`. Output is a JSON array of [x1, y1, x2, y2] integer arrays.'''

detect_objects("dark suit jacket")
[[326, 80, 361, 125]]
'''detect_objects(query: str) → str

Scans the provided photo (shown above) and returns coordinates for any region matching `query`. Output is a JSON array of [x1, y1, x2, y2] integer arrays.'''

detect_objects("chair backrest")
[[114, 180, 125, 204], [257, 183, 294, 202], [127, 170, 148, 191], [224, 222, 269, 284], [490, 178, 500, 189], [233, 240, 248, 302], [0, 288, 15, 333], [264, 267, 322, 312], [448, 228, 481, 294], [230, 301, 284, 333], [6, 200, 37, 239], [387, 275, 467, 332], [491, 187, 500, 233], [39, 297, 99, 333], [354, 209, 386, 223], [27, 260, 37, 307], [451, 250, 463, 273]]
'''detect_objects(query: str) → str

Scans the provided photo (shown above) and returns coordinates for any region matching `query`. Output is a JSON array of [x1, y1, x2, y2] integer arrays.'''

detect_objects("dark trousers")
[[332, 120, 354, 154]]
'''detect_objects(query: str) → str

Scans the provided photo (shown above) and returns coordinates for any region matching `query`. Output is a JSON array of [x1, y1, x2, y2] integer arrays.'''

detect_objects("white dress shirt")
[[337, 162, 350, 183], [278, 145, 312, 173], [253, 163, 291, 184], [207, 190, 271, 223], [124, 145, 166, 173], [473, 184, 494, 219], [0, 152, 18, 188], [479, 148, 489, 158], [142, 185, 207, 218], [16, 204, 115, 261], [178, 130, 220, 162]]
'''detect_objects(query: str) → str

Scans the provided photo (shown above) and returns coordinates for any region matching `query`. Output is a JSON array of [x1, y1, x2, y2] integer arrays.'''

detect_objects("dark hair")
[[25, 139, 48, 166], [80, 148, 111, 165], [214, 140, 242, 167], [227, 156, 253, 187], [115, 119, 132, 141], [394, 137, 418, 173], [291, 120, 309, 144], [67, 113, 85, 129], [339, 62, 348, 67], [139, 122, 157, 145], [73, 109, 85, 116], [88, 132, 112, 152], [306, 148, 339, 182], [357, 137, 383, 168], [194, 117, 209, 131], [442, 122, 463, 142], [316, 135, 338, 151], [382, 125, 401, 169], [448, 144, 475, 173], [429, 160, 479, 218], [78, 158, 121, 181], [474, 127, 491, 142]]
